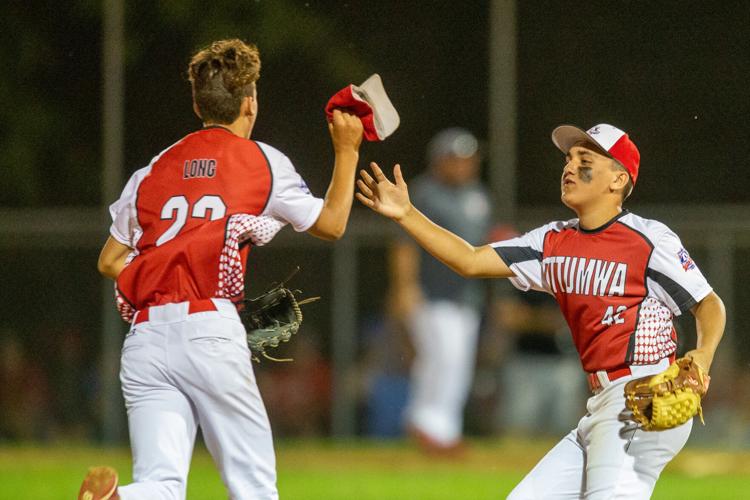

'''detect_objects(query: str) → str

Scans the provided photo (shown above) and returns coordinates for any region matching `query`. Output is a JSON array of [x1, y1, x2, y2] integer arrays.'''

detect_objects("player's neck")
[[576, 204, 623, 231], [203, 118, 252, 139]]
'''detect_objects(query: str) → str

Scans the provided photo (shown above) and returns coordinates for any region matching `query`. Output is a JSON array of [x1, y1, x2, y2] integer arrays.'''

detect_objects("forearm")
[[356, 162, 512, 278], [309, 150, 359, 240], [99, 256, 127, 280], [396, 205, 482, 278], [97, 236, 132, 280], [690, 291, 726, 372]]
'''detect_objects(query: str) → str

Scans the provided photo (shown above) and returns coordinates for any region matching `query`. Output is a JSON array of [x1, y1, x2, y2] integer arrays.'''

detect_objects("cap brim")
[[551, 125, 610, 158], [354, 74, 400, 140]]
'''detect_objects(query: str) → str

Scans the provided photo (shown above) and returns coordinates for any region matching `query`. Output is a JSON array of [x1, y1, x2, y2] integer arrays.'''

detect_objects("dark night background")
[[2, 1, 749, 207], [1, 1, 748, 448]]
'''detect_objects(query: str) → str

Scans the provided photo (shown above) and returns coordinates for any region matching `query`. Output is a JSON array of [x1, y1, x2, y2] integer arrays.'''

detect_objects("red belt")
[[586, 366, 632, 392], [133, 299, 218, 325], [587, 354, 677, 393]]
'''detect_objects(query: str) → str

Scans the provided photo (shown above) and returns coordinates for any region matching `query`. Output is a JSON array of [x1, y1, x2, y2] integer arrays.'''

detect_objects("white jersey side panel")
[[620, 213, 712, 316], [109, 165, 152, 248], [257, 142, 324, 232], [490, 220, 573, 293]]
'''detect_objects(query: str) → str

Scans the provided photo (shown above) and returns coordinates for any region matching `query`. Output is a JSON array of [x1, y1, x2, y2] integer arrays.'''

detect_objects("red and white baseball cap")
[[325, 74, 400, 142], [551, 124, 641, 185]]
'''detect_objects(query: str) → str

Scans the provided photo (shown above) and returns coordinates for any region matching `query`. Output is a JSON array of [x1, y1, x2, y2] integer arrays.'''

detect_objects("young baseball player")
[[78, 39, 363, 500], [356, 123, 725, 499]]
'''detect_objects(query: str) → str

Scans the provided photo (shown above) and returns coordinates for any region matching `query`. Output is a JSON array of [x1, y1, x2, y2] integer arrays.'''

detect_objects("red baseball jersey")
[[491, 211, 712, 372], [108, 127, 323, 315]]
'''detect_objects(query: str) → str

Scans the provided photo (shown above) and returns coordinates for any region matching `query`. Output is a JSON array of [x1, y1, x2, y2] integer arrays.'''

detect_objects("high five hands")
[[356, 163, 412, 221]]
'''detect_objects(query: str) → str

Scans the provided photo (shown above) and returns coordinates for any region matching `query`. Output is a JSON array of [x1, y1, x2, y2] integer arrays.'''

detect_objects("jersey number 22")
[[156, 195, 227, 246]]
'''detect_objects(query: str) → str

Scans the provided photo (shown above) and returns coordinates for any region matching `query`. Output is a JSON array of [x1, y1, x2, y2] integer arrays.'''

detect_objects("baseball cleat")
[[78, 466, 120, 500]]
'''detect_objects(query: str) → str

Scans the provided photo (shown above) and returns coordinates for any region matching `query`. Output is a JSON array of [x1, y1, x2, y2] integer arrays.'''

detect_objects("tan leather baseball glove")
[[624, 356, 710, 431]]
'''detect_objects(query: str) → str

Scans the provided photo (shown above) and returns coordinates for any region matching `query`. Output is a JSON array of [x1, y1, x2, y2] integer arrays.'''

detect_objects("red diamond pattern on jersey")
[[539, 218, 654, 372], [217, 214, 284, 299], [492, 212, 713, 373], [115, 214, 283, 322], [116, 253, 139, 322], [112, 129, 277, 317], [116, 288, 136, 322], [632, 297, 677, 364]]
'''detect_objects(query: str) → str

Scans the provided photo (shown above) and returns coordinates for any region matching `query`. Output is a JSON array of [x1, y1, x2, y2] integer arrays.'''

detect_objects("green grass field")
[[1, 439, 748, 499]]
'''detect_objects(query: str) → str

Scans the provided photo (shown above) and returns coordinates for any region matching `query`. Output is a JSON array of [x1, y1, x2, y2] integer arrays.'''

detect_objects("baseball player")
[[356, 123, 726, 499], [78, 39, 363, 500]]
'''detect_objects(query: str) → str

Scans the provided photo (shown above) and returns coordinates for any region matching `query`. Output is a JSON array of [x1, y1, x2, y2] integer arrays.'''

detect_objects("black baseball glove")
[[239, 268, 319, 362]]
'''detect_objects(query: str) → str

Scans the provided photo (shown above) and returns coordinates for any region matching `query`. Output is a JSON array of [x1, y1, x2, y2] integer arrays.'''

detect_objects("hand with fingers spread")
[[356, 162, 412, 220]]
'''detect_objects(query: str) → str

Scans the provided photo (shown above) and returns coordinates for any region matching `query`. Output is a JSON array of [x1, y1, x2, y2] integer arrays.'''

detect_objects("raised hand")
[[328, 109, 364, 154], [356, 162, 411, 220]]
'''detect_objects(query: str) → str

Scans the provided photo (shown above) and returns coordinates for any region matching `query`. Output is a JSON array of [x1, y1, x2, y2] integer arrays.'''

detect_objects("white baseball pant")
[[118, 299, 277, 500], [506, 358, 692, 499], [406, 300, 481, 445]]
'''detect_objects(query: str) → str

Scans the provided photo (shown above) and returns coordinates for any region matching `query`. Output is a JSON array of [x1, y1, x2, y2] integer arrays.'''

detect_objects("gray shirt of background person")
[[408, 174, 491, 309]]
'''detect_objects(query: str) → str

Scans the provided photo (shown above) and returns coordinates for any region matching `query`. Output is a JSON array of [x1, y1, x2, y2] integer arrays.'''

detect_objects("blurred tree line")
[[1, 0, 488, 207], [2, 1, 748, 206]]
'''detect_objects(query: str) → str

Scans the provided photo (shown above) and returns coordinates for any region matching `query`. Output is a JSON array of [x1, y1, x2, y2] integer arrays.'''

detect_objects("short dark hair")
[[188, 39, 260, 124]]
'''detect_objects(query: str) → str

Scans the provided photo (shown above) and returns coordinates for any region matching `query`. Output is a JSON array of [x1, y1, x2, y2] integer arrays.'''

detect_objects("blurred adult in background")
[[389, 128, 491, 454], [473, 224, 586, 438], [358, 314, 413, 438], [492, 282, 587, 437]]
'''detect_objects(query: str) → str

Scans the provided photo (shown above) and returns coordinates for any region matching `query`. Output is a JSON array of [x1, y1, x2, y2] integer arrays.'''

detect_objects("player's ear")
[[609, 164, 629, 192], [249, 92, 258, 117], [240, 95, 257, 118], [192, 101, 203, 120]]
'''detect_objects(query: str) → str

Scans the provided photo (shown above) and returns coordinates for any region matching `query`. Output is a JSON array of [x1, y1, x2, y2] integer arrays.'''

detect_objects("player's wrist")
[[333, 147, 360, 161], [393, 203, 415, 223], [686, 348, 714, 373]]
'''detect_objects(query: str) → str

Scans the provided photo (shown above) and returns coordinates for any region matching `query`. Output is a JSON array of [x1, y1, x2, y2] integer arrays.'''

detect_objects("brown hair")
[[188, 39, 260, 124]]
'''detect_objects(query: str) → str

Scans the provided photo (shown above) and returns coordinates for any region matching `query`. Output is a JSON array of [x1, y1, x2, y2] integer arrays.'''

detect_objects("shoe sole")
[[78, 466, 118, 500]]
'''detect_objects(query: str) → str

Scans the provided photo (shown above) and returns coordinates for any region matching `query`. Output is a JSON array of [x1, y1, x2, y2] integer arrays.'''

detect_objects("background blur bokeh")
[[1, 0, 749, 452]]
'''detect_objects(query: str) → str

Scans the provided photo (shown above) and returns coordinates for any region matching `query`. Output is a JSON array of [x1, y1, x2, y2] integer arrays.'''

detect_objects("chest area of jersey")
[[542, 226, 651, 298]]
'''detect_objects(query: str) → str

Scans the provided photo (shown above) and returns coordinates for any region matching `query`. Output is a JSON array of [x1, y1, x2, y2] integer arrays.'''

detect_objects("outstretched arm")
[[308, 109, 364, 241], [356, 162, 513, 279], [685, 291, 726, 373]]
